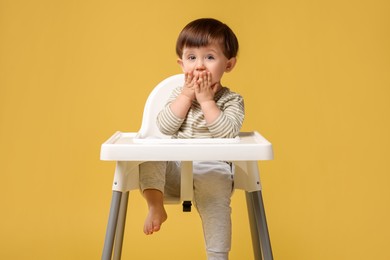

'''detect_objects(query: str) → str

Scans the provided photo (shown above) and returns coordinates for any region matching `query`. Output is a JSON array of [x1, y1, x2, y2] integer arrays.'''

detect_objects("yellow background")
[[1, 0, 389, 259]]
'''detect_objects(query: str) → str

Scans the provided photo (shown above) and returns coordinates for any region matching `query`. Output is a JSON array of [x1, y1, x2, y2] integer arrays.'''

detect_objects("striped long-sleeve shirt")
[[157, 86, 245, 139]]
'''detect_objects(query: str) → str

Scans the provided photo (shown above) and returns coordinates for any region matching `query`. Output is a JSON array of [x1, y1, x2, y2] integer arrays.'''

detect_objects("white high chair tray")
[[100, 131, 273, 162], [133, 135, 240, 144]]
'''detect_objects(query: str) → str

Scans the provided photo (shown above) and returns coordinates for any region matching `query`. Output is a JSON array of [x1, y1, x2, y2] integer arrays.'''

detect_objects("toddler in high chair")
[[139, 18, 244, 260]]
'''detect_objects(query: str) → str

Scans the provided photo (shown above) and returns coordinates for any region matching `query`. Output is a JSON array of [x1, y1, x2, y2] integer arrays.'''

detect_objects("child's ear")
[[225, 57, 237, 72], [177, 58, 184, 72]]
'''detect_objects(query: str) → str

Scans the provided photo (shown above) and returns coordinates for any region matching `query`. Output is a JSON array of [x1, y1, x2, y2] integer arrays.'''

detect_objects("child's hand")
[[181, 72, 196, 101], [194, 72, 217, 104]]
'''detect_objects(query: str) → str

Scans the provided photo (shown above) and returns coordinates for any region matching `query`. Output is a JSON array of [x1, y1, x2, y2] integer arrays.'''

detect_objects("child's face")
[[177, 42, 236, 86]]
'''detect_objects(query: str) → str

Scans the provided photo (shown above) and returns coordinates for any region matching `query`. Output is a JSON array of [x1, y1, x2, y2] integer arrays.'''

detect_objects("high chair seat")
[[100, 74, 274, 260]]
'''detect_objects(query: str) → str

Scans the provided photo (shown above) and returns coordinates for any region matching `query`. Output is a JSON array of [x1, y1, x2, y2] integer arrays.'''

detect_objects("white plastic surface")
[[100, 131, 273, 162], [133, 134, 240, 144]]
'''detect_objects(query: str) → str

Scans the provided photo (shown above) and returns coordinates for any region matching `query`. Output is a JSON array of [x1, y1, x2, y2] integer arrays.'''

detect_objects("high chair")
[[100, 74, 274, 260]]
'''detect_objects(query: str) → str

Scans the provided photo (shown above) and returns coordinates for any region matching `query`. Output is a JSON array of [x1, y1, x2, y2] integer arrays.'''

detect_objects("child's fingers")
[[185, 72, 192, 83], [197, 76, 205, 89], [207, 72, 212, 86], [185, 72, 197, 88]]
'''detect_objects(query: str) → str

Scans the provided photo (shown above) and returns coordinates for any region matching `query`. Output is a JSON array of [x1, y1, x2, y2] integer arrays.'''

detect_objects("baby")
[[139, 18, 244, 260]]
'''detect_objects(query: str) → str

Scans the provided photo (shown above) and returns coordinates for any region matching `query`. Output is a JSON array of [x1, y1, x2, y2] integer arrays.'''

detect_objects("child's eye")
[[187, 55, 196, 61], [206, 55, 215, 60]]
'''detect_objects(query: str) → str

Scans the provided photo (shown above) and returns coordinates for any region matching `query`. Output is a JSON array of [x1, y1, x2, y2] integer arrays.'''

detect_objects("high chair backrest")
[[137, 74, 184, 139]]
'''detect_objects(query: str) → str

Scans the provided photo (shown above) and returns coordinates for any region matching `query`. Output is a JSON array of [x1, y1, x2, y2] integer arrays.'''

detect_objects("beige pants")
[[140, 161, 234, 260]]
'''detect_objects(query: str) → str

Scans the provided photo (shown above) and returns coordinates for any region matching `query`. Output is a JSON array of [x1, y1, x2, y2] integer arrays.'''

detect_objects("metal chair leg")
[[246, 190, 273, 260], [113, 192, 129, 260], [102, 191, 122, 260]]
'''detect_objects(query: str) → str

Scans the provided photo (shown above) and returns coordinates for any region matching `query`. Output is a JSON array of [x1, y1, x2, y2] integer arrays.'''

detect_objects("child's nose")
[[195, 60, 206, 71]]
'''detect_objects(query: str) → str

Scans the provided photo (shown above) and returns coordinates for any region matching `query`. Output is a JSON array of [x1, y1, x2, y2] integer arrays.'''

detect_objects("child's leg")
[[193, 161, 234, 260], [139, 161, 167, 235], [142, 188, 167, 235], [139, 161, 181, 235]]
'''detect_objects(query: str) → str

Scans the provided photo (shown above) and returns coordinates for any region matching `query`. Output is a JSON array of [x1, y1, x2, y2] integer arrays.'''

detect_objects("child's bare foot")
[[144, 205, 167, 235], [143, 189, 167, 235]]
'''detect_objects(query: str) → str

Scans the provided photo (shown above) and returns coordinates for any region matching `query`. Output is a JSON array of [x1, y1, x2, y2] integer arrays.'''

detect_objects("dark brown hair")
[[176, 18, 239, 59]]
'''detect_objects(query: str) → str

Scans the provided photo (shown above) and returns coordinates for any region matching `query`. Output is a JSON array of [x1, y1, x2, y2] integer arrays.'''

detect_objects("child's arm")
[[169, 72, 196, 119], [156, 73, 195, 136], [196, 72, 245, 138], [207, 95, 244, 138]]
